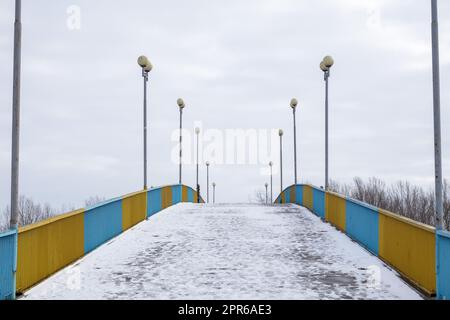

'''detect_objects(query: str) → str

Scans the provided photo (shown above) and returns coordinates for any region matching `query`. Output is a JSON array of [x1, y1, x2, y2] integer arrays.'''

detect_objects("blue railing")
[[0, 229, 17, 300], [437, 230, 450, 300], [276, 184, 448, 298]]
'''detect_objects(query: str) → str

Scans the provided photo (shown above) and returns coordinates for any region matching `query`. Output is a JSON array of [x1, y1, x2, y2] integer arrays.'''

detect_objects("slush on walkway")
[[23, 203, 422, 300]]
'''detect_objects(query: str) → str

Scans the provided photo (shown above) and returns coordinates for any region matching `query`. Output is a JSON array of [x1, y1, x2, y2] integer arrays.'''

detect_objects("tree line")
[[329, 177, 449, 229], [252, 177, 449, 230], [0, 195, 105, 232]]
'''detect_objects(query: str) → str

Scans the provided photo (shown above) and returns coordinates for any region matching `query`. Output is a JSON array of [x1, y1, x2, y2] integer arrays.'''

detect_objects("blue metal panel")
[[147, 188, 162, 217], [84, 200, 122, 254], [312, 188, 325, 218], [172, 185, 182, 204], [187, 188, 194, 203], [437, 230, 450, 300], [295, 185, 303, 205], [285, 187, 291, 203], [345, 199, 379, 255], [0, 229, 16, 300]]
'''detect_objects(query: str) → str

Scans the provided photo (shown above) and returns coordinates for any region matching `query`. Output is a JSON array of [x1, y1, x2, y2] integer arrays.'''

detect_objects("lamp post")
[[431, 0, 444, 230], [195, 127, 200, 202], [320, 55, 334, 191], [10, 0, 22, 234], [9, 0, 22, 300], [269, 161, 273, 203], [279, 129, 284, 193], [177, 98, 185, 185], [212, 182, 216, 204], [265, 183, 269, 204], [290, 98, 298, 185], [206, 161, 210, 203], [137, 55, 153, 190]]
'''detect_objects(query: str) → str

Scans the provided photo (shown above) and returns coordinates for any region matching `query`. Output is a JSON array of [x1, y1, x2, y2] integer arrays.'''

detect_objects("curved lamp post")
[[269, 161, 273, 203], [290, 98, 298, 185], [279, 129, 284, 193], [320, 55, 334, 190], [137, 55, 153, 190], [195, 127, 201, 202], [206, 161, 210, 203], [177, 98, 185, 184]]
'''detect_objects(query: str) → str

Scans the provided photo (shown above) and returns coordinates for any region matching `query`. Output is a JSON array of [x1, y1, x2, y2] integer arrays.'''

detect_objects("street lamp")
[[137, 55, 153, 190], [195, 127, 201, 202], [290, 98, 298, 185], [212, 182, 216, 204], [279, 129, 284, 193], [9, 0, 22, 300], [265, 183, 269, 204], [320, 55, 334, 190], [177, 98, 185, 185], [206, 161, 210, 203], [10, 0, 22, 235], [431, 0, 444, 230], [269, 161, 273, 203]]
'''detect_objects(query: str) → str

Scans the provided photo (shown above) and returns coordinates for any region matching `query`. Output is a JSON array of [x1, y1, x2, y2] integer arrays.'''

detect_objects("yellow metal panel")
[[194, 191, 198, 203], [379, 209, 436, 294], [325, 192, 346, 231], [17, 209, 84, 292], [122, 191, 147, 231], [182, 185, 188, 202], [281, 192, 286, 203], [290, 186, 296, 204], [161, 186, 173, 209], [303, 185, 313, 210]]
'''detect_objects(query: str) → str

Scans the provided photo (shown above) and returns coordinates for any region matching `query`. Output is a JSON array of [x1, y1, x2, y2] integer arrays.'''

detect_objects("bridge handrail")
[[275, 184, 448, 299], [0, 229, 17, 300], [437, 230, 450, 300], [18, 209, 85, 234], [1, 184, 203, 299]]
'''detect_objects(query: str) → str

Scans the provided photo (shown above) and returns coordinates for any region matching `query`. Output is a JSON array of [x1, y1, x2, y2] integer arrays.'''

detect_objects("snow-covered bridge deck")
[[22, 203, 421, 300]]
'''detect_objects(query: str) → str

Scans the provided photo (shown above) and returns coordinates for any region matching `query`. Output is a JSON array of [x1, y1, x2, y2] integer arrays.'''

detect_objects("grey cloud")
[[0, 0, 449, 209]]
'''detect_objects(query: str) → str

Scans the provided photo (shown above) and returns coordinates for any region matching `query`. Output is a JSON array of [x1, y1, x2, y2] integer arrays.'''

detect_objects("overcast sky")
[[0, 0, 449, 209]]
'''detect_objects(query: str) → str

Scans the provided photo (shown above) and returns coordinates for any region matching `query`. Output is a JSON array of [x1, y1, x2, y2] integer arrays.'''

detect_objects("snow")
[[22, 203, 422, 300]]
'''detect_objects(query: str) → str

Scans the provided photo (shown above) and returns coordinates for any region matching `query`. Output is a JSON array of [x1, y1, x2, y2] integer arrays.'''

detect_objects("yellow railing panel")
[[379, 209, 436, 294], [161, 186, 173, 209], [17, 209, 84, 292], [122, 191, 147, 231], [290, 186, 296, 204], [303, 185, 313, 210], [182, 185, 188, 202], [194, 191, 199, 203], [325, 192, 346, 231]]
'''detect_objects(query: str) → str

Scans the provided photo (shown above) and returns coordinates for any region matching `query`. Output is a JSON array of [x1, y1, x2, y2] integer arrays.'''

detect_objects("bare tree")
[[251, 189, 267, 204], [331, 177, 449, 229], [84, 196, 106, 207], [2, 196, 55, 227], [0, 195, 100, 230], [329, 179, 352, 196], [0, 210, 8, 232], [443, 180, 450, 230]]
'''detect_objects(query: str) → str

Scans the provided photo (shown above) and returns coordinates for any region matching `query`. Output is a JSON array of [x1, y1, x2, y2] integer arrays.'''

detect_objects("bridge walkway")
[[22, 203, 421, 300]]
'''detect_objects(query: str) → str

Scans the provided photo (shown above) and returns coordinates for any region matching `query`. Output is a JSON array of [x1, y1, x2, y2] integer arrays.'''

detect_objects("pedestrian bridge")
[[1, 184, 450, 299]]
